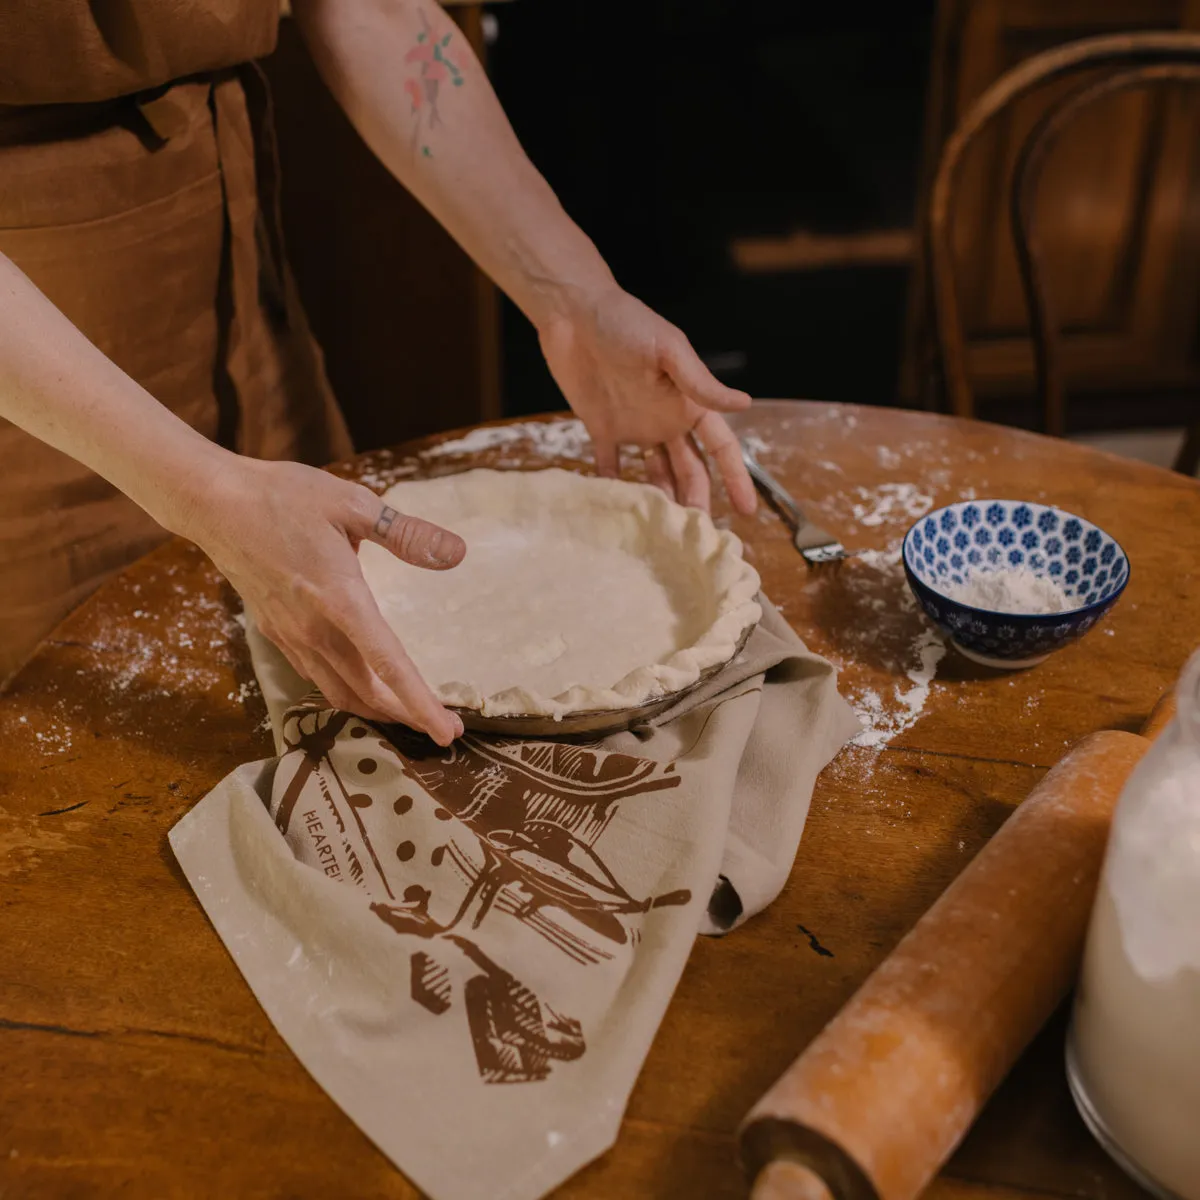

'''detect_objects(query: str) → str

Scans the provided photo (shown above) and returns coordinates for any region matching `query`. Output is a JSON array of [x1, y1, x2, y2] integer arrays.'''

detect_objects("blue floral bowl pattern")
[[902, 500, 1130, 668]]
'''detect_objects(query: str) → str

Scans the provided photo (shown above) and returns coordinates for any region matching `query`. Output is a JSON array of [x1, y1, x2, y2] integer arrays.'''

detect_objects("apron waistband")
[[0, 69, 233, 149]]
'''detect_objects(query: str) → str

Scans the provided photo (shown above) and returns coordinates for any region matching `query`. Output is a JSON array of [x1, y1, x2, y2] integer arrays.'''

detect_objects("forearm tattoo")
[[403, 7, 465, 159]]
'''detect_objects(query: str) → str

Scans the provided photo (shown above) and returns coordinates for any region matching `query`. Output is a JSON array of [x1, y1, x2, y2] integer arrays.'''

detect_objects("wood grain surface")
[[3, 401, 1197, 1199]]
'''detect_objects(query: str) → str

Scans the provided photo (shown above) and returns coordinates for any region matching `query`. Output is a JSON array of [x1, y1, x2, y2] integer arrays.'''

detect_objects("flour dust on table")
[[421, 419, 594, 464], [790, 542, 947, 754], [359, 469, 761, 719], [849, 623, 946, 752], [849, 482, 935, 529], [0, 551, 266, 773], [345, 419, 597, 494]]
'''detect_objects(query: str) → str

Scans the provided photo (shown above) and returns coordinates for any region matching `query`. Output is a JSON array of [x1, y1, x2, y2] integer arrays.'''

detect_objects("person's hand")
[[177, 455, 466, 745], [537, 285, 757, 514]]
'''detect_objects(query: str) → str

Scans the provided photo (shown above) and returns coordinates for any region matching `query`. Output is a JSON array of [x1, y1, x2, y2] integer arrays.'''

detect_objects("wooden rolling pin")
[[739, 727, 1150, 1200]]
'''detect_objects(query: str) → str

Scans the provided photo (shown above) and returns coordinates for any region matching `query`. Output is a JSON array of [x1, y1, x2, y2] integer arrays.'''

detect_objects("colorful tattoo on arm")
[[403, 8, 465, 159]]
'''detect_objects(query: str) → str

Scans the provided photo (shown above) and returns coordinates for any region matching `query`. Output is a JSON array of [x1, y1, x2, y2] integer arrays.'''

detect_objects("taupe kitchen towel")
[[169, 600, 858, 1200]]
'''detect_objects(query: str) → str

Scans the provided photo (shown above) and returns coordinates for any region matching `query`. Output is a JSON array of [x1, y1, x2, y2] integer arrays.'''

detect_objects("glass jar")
[[1067, 650, 1200, 1200]]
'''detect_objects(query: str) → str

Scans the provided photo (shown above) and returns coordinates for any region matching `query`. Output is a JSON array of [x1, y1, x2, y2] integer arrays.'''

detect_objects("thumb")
[[359, 497, 466, 571], [592, 437, 620, 479], [661, 337, 752, 414]]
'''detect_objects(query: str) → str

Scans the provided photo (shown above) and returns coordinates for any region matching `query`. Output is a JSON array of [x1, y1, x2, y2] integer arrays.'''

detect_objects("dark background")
[[487, 0, 936, 416], [266, 0, 1200, 454]]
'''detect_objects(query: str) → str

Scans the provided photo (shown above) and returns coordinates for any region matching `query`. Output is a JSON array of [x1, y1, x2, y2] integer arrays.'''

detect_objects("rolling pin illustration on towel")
[[739, 727, 1151, 1200]]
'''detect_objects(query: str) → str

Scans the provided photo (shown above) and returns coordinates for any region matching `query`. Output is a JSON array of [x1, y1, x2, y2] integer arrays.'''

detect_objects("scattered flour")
[[422, 418, 593, 463], [2, 558, 273, 765], [942, 566, 1071, 614], [59, 563, 251, 717], [849, 483, 934, 528], [853, 546, 911, 575], [348, 419, 598, 494], [355, 458, 420, 492], [801, 540, 948, 751], [103, 591, 236, 698], [849, 625, 946, 749], [30, 722, 73, 754], [227, 680, 261, 705]]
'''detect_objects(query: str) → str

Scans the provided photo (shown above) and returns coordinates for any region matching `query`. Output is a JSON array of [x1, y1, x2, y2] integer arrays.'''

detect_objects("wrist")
[[123, 431, 245, 542], [506, 229, 618, 336], [528, 278, 625, 353]]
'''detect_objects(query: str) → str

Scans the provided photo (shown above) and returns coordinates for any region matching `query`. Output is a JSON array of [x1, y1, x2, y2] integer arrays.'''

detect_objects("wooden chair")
[[925, 31, 1200, 476]]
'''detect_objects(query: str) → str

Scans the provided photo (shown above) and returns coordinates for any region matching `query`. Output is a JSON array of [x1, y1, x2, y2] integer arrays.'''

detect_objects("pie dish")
[[358, 468, 762, 728]]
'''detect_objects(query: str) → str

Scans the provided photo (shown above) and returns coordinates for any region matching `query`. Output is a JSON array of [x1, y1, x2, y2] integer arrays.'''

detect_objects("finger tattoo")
[[374, 504, 399, 537]]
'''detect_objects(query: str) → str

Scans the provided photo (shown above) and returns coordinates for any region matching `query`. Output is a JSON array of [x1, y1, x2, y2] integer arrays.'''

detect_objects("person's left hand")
[[538, 285, 757, 514]]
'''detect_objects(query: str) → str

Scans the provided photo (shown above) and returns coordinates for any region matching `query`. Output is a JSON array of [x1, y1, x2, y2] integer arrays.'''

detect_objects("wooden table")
[[3, 402, 1197, 1199]]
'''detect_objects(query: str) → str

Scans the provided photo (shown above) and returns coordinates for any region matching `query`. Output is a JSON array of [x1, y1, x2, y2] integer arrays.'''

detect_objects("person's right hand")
[[177, 455, 466, 746]]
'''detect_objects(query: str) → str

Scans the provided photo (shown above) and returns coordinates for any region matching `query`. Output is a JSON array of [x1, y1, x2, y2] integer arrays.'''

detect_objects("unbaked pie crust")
[[358, 468, 762, 719]]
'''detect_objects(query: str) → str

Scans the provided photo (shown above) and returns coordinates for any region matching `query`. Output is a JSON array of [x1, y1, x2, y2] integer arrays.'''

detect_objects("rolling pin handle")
[[741, 1118, 879, 1200], [750, 1160, 836, 1200]]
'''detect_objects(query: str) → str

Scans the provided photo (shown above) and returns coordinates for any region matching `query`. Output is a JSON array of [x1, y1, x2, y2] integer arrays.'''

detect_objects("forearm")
[[0, 253, 231, 534], [292, 0, 614, 330]]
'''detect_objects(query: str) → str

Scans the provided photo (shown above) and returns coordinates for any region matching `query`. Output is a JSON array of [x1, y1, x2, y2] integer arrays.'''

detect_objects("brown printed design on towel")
[[410, 950, 453, 1015], [446, 935, 588, 1084], [269, 704, 691, 1084]]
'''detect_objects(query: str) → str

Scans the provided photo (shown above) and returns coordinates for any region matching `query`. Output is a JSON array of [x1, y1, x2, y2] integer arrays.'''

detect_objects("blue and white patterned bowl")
[[902, 500, 1130, 669]]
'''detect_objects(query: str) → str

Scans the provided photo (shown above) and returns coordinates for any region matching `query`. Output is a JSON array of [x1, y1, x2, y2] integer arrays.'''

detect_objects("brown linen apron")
[[0, 2, 354, 683]]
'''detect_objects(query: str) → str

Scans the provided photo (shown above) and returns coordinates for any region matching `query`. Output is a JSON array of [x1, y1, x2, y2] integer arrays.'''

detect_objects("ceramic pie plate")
[[358, 467, 763, 738]]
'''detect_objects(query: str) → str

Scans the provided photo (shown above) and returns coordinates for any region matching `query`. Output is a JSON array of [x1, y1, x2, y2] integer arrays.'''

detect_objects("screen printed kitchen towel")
[[170, 600, 858, 1200]]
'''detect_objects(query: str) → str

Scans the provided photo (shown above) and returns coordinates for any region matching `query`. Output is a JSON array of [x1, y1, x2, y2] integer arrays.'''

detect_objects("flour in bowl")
[[942, 565, 1071, 614]]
